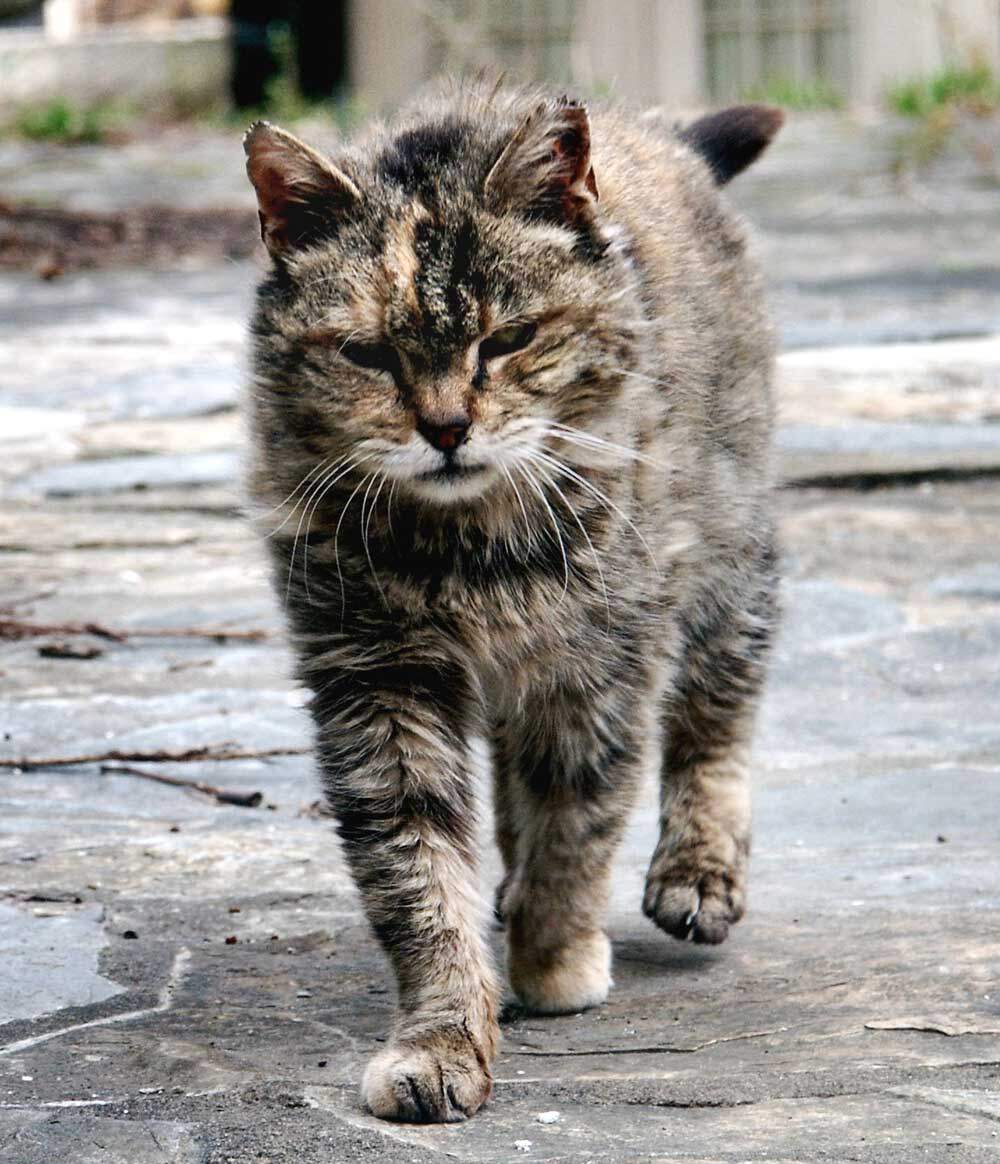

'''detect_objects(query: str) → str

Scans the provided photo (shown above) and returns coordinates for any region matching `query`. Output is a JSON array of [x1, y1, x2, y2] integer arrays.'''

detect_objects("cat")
[[243, 82, 782, 1123]]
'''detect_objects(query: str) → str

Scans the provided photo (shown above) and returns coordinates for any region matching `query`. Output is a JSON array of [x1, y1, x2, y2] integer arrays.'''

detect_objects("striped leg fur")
[[309, 660, 498, 1122]]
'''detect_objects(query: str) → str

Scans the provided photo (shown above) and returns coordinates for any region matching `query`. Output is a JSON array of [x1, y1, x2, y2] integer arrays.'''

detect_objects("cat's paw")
[[508, 929, 611, 1014], [361, 1028, 493, 1123], [643, 841, 747, 945]]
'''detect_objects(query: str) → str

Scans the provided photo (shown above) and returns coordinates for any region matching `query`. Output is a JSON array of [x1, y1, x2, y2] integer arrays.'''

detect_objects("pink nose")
[[417, 418, 470, 452]]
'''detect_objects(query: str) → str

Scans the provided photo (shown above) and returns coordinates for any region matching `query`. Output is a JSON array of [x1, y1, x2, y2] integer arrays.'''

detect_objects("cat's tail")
[[642, 104, 785, 186]]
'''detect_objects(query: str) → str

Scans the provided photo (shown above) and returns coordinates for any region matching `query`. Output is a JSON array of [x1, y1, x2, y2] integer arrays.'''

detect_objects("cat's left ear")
[[244, 121, 361, 257], [483, 98, 598, 226]]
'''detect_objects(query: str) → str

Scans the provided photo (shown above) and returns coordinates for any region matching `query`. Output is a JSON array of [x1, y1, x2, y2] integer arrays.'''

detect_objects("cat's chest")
[[383, 558, 575, 670], [439, 570, 569, 652]]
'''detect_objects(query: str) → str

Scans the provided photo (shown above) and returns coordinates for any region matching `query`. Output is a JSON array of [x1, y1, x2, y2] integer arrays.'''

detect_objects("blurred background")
[[2, 0, 1000, 123], [2, 0, 999, 272]]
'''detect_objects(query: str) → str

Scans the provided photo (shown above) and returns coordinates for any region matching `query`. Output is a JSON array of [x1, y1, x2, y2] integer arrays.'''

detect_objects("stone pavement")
[[1, 115, 1000, 1162]]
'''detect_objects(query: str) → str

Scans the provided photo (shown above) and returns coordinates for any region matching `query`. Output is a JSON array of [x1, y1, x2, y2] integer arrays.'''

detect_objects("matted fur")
[[243, 80, 781, 1123]]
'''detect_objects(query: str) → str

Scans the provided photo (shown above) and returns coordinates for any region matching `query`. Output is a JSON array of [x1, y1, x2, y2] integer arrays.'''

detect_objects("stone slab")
[[0, 902, 123, 1026], [778, 419, 1000, 482], [0, 1111, 208, 1164], [777, 336, 1000, 425], [11, 452, 240, 498], [2, 482, 1000, 1164]]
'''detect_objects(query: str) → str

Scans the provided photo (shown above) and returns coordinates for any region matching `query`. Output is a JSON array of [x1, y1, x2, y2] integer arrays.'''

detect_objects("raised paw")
[[360, 1026, 493, 1123], [643, 846, 747, 945]]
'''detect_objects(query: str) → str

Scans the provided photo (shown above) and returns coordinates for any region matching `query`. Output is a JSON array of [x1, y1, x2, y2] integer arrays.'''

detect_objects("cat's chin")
[[403, 463, 501, 505]]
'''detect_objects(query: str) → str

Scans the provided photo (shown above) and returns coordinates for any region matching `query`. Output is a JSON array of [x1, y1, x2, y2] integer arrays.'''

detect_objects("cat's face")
[[247, 105, 643, 507]]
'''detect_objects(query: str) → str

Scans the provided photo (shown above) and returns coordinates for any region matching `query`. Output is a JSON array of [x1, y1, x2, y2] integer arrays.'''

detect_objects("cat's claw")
[[642, 864, 745, 945], [361, 1034, 493, 1123]]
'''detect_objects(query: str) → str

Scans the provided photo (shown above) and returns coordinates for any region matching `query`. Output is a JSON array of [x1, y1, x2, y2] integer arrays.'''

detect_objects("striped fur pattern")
[[243, 82, 781, 1123]]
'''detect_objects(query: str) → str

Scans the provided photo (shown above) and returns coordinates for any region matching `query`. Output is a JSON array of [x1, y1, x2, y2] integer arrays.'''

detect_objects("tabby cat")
[[243, 83, 782, 1123]]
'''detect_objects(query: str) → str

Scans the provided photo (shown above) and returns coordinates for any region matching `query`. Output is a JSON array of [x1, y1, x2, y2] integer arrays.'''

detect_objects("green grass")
[[887, 63, 1000, 118], [887, 62, 1000, 175], [12, 98, 130, 144], [741, 76, 845, 111]]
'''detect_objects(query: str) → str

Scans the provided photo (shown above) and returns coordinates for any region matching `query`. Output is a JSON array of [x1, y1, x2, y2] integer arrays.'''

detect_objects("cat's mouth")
[[405, 455, 499, 503], [417, 460, 489, 482]]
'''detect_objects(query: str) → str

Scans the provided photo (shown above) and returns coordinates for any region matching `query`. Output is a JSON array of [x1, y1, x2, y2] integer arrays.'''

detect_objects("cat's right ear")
[[243, 121, 361, 257]]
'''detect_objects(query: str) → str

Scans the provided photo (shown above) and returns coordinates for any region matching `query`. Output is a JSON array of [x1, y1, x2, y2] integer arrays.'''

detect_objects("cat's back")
[[583, 103, 775, 475], [589, 104, 766, 319]]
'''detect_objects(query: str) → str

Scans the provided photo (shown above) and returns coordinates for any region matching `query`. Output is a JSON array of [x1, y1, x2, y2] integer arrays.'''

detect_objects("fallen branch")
[[37, 641, 104, 660], [0, 617, 273, 644], [0, 200, 258, 273], [0, 745, 311, 770], [99, 762, 264, 808]]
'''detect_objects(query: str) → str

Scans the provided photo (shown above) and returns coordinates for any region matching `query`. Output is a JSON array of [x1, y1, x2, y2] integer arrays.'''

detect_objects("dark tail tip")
[[679, 104, 785, 186]]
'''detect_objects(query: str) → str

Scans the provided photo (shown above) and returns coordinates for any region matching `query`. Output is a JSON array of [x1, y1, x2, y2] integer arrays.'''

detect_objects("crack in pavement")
[[0, 948, 191, 1059], [891, 1086, 1000, 1125], [507, 1027, 790, 1057], [0, 1099, 120, 1109]]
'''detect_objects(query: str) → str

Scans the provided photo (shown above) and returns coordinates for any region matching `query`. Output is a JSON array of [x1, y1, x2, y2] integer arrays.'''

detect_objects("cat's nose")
[[417, 416, 470, 453]]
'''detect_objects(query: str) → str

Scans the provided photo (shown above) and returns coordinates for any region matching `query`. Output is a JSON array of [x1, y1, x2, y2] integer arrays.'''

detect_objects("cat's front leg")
[[495, 676, 652, 1014], [645, 577, 776, 945], [309, 660, 497, 1123], [643, 738, 753, 945]]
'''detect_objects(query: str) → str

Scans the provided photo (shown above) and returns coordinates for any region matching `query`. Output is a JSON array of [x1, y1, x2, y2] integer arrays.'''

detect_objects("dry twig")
[[0, 617, 272, 644], [99, 762, 264, 808], [0, 745, 310, 771]]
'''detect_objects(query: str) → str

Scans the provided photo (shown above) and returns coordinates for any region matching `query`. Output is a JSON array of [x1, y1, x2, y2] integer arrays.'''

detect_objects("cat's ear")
[[679, 105, 784, 186], [243, 121, 361, 257], [483, 99, 598, 225]]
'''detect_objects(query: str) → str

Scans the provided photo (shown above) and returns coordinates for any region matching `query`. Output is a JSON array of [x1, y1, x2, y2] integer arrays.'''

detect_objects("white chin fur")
[[404, 465, 501, 504]]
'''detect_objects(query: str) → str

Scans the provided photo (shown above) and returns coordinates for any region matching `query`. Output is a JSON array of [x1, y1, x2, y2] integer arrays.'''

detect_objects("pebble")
[[535, 1111, 560, 1124]]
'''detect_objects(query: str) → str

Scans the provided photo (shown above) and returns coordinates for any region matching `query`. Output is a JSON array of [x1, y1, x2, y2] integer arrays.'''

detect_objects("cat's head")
[[245, 93, 781, 508], [245, 95, 650, 506]]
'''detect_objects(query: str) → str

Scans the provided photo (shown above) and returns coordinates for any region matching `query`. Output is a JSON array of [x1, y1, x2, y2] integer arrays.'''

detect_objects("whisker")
[[514, 463, 570, 605], [500, 464, 533, 550], [529, 447, 660, 575], [543, 422, 665, 470], [296, 460, 358, 604], [333, 328, 364, 357], [385, 477, 399, 540], [284, 458, 350, 606], [529, 458, 612, 632], [258, 453, 343, 535], [335, 471, 376, 625], [361, 472, 389, 607], [286, 453, 374, 606]]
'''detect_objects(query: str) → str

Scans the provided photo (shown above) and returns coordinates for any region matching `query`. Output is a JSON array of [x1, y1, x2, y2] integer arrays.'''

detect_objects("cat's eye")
[[478, 321, 537, 362], [338, 340, 401, 379]]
